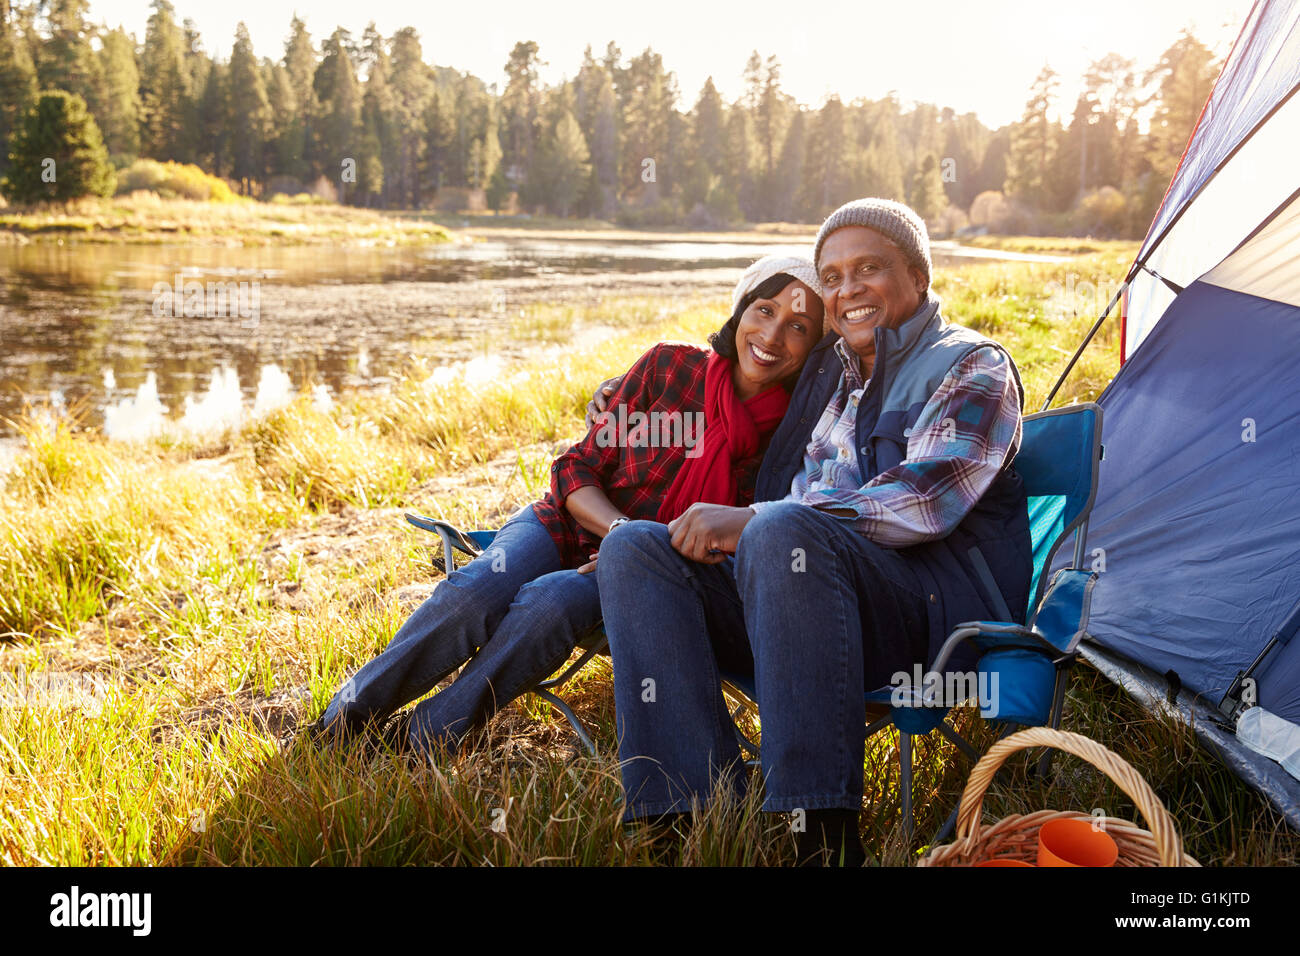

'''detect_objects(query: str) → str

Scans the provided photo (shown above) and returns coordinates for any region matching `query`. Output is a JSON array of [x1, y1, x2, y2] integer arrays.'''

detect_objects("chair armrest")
[[930, 568, 1099, 672], [930, 622, 1072, 672], [404, 512, 485, 556]]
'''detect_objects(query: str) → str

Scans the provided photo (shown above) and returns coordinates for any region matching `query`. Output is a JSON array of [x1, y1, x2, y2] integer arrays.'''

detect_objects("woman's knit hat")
[[812, 198, 932, 289], [731, 254, 821, 318]]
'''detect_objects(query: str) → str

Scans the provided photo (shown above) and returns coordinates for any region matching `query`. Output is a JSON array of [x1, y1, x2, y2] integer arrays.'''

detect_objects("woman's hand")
[[577, 552, 599, 574], [584, 374, 625, 430], [667, 503, 755, 563]]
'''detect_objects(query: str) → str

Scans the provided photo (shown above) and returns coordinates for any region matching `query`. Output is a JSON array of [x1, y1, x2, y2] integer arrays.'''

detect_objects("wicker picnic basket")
[[918, 726, 1200, 867]]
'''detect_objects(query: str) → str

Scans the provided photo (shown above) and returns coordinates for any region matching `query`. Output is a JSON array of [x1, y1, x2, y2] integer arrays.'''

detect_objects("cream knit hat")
[[730, 254, 821, 318]]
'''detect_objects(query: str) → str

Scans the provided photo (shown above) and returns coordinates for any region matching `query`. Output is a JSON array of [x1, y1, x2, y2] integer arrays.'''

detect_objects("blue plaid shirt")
[[751, 338, 1022, 548]]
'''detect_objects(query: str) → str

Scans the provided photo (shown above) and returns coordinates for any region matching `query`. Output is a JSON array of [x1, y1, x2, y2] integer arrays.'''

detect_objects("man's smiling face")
[[817, 226, 927, 365]]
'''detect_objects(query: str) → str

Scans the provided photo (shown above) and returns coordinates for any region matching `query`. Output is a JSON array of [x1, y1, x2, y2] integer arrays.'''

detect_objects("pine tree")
[[1147, 32, 1217, 184], [139, 0, 190, 160], [535, 108, 590, 216], [685, 77, 724, 210], [422, 83, 455, 193], [38, 0, 102, 117], [388, 27, 432, 206], [281, 15, 317, 182], [1054, 92, 1098, 211], [799, 96, 850, 220], [574, 46, 617, 214], [771, 108, 806, 222], [193, 59, 226, 175], [0, 3, 38, 178], [909, 153, 948, 221], [3, 89, 115, 201], [858, 97, 906, 202], [723, 104, 754, 218], [95, 27, 141, 160], [358, 24, 394, 206], [500, 41, 542, 189], [620, 47, 675, 202], [226, 23, 270, 193], [264, 62, 296, 183], [753, 54, 791, 217], [313, 28, 361, 200], [1004, 65, 1060, 209]]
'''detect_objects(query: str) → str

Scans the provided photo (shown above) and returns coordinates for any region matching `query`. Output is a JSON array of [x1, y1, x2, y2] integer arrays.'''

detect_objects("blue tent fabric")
[[1058, 280, 1300, 730], [1051, 0, 1300, 830], [1138, 0, 1300, 260]]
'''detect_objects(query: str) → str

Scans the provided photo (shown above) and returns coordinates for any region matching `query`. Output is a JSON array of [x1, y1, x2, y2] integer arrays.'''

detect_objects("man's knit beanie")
[[812, 198, 932, 290]]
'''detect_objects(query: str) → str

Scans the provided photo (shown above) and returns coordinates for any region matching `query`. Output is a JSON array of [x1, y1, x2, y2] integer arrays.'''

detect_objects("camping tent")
[[1056, 0, 1300, 827]]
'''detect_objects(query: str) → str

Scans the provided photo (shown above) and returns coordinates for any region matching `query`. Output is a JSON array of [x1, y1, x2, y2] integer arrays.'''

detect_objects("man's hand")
[[667, 503, 755, 563], [584, 374, 625, 430], [576, 552, 599, 574]]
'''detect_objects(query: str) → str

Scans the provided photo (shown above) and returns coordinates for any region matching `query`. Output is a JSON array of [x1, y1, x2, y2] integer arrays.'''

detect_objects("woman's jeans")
[[596, 503, 929, 820], [319, 505, 602, 755]]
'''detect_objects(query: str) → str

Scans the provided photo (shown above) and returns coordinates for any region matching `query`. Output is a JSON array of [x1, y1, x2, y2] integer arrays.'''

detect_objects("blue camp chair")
[[401, 511, 609, 755], [719, 401, 1105, 843]]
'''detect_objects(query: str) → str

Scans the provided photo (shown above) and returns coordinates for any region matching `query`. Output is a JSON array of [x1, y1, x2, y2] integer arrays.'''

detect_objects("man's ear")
[[910, 265, 927, 298]]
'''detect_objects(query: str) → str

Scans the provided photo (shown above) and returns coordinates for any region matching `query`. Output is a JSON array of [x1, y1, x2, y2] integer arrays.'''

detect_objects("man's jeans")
[[319, 505, 601, 755], [597, 501, 929, 820]]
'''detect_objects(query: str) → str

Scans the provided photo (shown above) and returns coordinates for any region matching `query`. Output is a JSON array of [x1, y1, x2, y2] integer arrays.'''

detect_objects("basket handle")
[[954, 726, 1185, 866]]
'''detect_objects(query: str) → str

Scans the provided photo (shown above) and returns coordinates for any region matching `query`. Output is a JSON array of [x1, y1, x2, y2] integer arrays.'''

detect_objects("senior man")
[[590, 198, 1032, 865]]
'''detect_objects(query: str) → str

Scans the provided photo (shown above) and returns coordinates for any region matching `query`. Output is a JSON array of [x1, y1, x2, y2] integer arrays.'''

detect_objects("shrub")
[[114, 159, 237, 202], [1074, 186, 1128, 238]]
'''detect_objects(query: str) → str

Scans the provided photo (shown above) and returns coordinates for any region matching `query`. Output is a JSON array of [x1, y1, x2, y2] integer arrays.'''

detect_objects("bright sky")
[[87, 0, 1255, 128]]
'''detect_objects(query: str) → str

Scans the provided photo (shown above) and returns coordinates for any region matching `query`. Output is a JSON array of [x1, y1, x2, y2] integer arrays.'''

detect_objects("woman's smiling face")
[[731, 279, 825, 399]]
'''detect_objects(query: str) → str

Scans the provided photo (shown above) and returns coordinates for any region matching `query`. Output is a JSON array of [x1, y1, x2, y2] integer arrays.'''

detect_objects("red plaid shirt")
[[534, 343, 766, 568]]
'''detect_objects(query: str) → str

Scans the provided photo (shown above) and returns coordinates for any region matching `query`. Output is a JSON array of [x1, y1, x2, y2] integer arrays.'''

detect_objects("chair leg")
[[1035, 668, 1071, 778], [936, 721, 980, 762], [528, 632, 608, 757], [531, 688, 597, 756], [900, 732, 914, 846], [932, 804, 959, 846]]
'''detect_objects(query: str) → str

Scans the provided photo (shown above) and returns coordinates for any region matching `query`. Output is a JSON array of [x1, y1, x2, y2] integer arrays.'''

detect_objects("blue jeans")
[[597, 502, 929, 819], [319, 506, 602, 755]]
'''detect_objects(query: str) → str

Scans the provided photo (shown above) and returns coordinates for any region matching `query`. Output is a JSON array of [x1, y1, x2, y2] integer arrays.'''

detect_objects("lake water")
[[0, 235, 1059, 450]]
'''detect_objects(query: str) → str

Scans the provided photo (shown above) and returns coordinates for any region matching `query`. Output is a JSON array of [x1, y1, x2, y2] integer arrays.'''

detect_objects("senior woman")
[[304, 255, 825, 759]]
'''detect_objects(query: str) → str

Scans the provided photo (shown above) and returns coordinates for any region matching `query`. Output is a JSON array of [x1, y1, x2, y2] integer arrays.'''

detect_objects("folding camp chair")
[[720, 401, 1105, 844], [401, 511, 609, 755]]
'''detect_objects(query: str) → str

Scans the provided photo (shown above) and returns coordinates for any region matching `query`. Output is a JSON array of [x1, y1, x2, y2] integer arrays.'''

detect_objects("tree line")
[[0, 0, 1221, 236]]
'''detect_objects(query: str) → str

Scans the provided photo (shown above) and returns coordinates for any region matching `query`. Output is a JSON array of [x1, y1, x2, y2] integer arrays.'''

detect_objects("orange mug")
[[1037, 818, 1118, 867], [974, 858, 1035, 867]]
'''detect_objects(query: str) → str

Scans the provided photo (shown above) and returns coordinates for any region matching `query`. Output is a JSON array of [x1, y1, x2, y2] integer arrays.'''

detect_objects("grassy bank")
[[0, 193, 455, 246], [960, 234, 1140, 256], [417, 211, 820, 243], [2, 247, 1295, 866]]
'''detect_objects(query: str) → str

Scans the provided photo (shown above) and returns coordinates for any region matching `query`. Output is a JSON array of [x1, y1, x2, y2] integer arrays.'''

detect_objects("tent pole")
[[1040, 279, 1129, 411]]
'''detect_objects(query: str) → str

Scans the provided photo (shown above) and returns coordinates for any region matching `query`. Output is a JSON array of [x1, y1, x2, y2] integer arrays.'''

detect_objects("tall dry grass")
[[3, 247, 1296, 865]]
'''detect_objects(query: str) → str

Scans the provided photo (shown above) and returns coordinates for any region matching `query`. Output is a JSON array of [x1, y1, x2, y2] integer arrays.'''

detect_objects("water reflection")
[[102, 364, 290, 440], [0, 236, 1055, 440]]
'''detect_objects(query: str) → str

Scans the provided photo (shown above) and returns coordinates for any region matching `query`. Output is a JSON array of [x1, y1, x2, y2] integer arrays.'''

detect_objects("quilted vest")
[[754, 291, 1033, 666]]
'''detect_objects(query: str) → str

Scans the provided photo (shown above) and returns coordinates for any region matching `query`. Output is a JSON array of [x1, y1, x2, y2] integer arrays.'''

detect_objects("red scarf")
[[657, 351, 790, 523]]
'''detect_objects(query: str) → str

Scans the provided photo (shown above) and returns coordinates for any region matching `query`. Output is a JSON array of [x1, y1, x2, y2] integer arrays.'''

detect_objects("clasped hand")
[[576, 503, 754, 572], [667, 503, 754, 563]]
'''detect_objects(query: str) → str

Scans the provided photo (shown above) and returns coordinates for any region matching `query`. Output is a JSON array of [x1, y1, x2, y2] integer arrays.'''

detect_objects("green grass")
[[960, 235, 1140, 257], [0, 194, 455, 246], [1, 247, 1295, 866]]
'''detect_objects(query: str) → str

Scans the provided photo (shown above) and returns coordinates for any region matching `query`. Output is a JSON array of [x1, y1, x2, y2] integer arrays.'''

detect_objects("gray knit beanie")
[[813, 198, 932, 290]]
